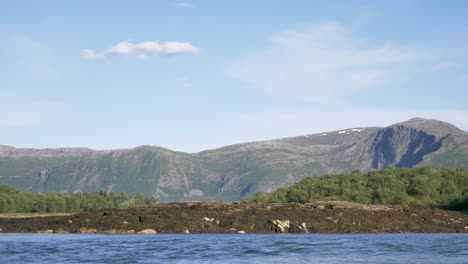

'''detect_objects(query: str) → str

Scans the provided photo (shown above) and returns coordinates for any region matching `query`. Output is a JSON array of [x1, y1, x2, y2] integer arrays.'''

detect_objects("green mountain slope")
[[0, 118, 467, 201]]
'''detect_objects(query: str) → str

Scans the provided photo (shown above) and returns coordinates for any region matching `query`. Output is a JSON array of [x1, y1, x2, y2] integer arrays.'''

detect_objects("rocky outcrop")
[[0, 202, 466, 234]]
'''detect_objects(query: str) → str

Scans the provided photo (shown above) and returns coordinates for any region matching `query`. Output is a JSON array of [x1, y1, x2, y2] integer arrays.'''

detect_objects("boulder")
[[77, 228, 97, 234], [268, 220, 290, 233], [137, 229, 157, 234]]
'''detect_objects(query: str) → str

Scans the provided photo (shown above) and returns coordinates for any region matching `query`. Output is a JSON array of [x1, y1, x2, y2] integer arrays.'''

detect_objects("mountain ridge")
[[1, 118, 465, 155], [1, 118, 467, 201]]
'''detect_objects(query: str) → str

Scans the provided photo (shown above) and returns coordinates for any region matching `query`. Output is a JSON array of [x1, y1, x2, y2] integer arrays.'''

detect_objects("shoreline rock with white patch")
[[0, 202, 466, 234]]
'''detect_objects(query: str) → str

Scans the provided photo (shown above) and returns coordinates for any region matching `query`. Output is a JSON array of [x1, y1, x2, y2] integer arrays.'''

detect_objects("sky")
[[1, 0, 468, 152]]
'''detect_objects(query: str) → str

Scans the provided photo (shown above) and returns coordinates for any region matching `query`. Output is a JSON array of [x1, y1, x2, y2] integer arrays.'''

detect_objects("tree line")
[[0, 185, 157, 213], [244, 166, 468, 211]]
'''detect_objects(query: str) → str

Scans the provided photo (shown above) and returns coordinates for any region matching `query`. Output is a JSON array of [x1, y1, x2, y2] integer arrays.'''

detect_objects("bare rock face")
[[0, 118, 467, 201], [368, 126, 446, 169]]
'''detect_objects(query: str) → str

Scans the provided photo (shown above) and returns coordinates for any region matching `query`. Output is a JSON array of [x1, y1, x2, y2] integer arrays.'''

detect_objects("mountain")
[[0, 118, 467, 201]]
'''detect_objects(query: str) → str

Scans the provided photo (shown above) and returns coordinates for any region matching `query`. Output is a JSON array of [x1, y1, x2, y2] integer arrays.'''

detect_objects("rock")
[[137, 229, 157, 234], [271, 220, 290, 233], [0, 202, 466, 234], [202, 217, 215, 222], [77, 228, 97, 234], [312, 201, 392, 211], [37, 229, 54, 234], [237, 230, 246, 234], [68, 220, 73, 224], [54, 229, 69, 234], [289, 222, 309, 233]]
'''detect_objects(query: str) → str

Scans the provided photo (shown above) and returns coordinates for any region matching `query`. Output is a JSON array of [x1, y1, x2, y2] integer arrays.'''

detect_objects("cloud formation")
[[229, 23, 421, 104], [175, 2, 192, 8], [83, 41, 200, 59]]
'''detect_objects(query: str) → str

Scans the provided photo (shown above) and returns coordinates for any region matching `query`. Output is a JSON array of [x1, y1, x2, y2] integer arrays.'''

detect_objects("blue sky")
[[1, 0, 468, 152]]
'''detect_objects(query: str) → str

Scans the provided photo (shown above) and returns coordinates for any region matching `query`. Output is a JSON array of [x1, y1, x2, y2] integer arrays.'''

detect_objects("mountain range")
[[1, 118, 467, 201]]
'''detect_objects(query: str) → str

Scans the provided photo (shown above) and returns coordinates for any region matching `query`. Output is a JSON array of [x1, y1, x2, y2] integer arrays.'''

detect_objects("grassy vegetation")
[[244, 166, 468, 211], [430, 152, 468, 169], [0, 184, 157, 214]]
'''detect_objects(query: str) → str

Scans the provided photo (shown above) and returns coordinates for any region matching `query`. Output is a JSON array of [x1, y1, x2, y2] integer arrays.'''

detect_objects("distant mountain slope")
[[0, 118, 467, 201]]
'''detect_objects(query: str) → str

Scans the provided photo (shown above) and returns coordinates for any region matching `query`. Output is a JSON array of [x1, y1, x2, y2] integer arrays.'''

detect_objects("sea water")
[[0, 234, 467, 263]]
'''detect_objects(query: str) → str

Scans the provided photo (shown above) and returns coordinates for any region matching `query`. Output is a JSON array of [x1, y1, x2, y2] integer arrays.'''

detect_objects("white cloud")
[[229, 23, 421, 104], [175, 2, 192, 8], [83, 41, 200, 59], [82, 49, 100, 59]]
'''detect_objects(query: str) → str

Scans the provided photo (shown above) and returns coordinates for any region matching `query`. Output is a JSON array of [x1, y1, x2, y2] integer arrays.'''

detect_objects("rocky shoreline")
[[0, 202, 466, 234]]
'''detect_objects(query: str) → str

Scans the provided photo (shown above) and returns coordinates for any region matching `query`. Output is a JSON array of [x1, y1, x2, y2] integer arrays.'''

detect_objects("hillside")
[[244, 166, 468, 212], [0, 118, 467, 201]]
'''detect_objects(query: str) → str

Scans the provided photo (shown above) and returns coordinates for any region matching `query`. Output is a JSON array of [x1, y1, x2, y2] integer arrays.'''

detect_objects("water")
[[0, 234, 467, 263]]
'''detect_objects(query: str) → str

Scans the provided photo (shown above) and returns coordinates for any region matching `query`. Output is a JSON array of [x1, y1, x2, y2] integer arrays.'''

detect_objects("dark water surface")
[[0, 234, 467, 263]]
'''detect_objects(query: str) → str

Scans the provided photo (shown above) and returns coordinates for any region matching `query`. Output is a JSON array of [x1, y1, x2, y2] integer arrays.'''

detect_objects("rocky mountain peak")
[[392, 118, 464, 138]]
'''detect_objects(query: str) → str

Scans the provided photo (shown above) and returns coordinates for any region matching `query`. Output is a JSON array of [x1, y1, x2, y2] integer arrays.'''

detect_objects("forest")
[[0, 184, 157, 213], [245, 166, 468, 212]]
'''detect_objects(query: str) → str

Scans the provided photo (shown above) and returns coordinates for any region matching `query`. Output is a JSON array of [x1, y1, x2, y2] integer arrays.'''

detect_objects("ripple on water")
[[0, 234, 467, 264]]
